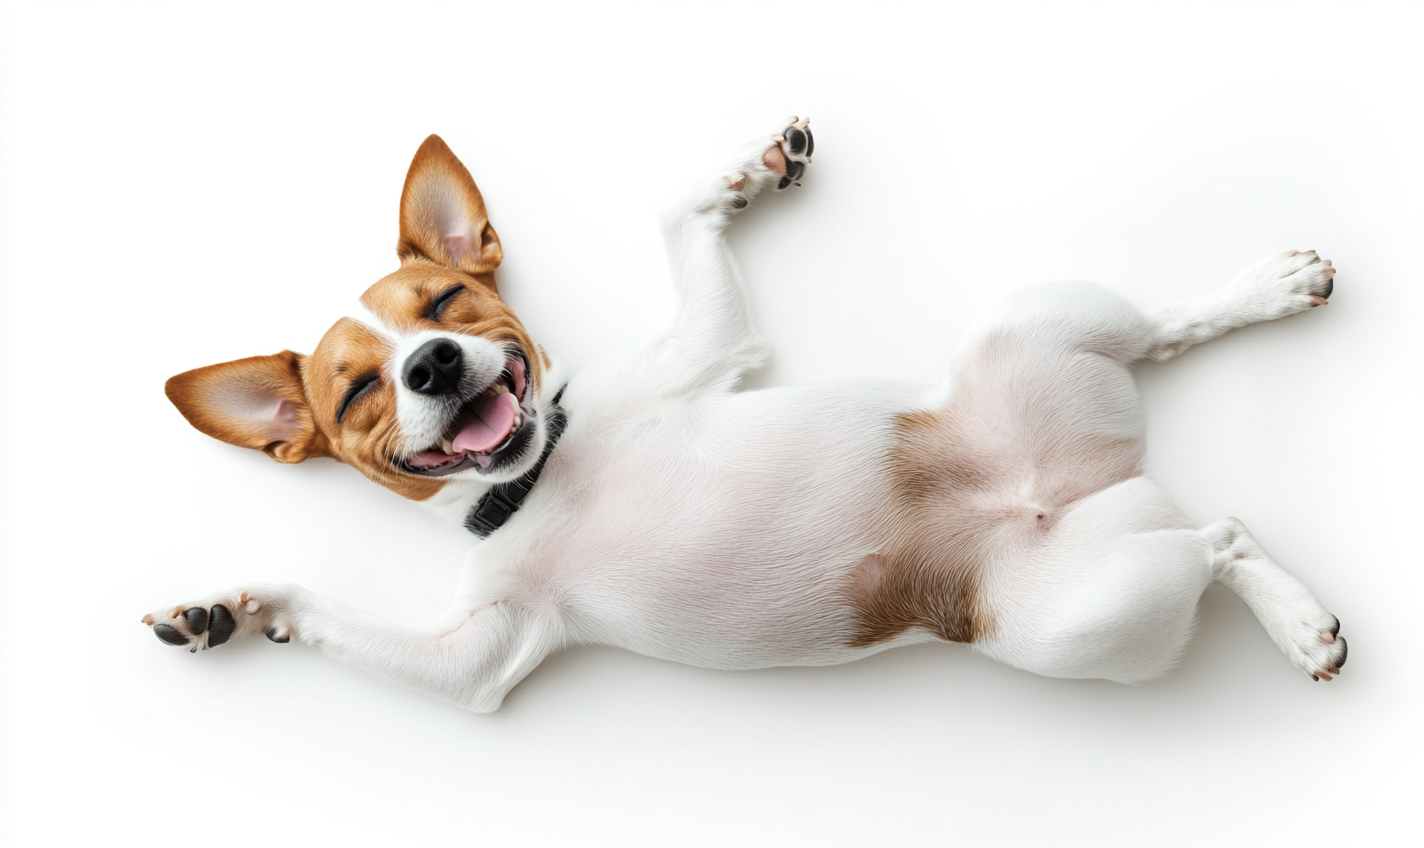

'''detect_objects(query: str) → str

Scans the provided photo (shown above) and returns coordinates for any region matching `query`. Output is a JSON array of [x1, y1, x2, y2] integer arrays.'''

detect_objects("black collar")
[[463, 386, 568, 539]]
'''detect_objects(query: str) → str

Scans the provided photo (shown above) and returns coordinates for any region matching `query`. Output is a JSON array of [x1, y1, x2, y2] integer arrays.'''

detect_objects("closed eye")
[[336, 372, 380, 424], [424, 284, 466, 322]]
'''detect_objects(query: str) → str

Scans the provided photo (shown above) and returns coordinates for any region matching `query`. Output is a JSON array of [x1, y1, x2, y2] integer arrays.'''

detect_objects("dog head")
[[166, 135, 552, 501]]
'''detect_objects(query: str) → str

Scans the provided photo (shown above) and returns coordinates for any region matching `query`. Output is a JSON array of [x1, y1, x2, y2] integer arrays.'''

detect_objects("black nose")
[[403, 338, 464, 395]]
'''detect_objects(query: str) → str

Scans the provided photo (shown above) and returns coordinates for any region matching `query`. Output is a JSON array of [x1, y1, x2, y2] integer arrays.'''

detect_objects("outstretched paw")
[[1309, 617, 1348, 682], [719, 116, 814, 209], [1230, 250, 1337, 319], [764, 115, 814, 190], [142, 589, 294, 652]]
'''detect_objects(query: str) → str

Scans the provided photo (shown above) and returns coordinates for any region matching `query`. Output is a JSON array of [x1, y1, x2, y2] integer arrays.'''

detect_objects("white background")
[[2, 2, 1420, 845]]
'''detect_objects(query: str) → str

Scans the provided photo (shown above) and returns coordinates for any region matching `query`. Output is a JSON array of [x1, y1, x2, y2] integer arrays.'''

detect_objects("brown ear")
[[396, 134, 503, 286], [165, 351, 330, 463]]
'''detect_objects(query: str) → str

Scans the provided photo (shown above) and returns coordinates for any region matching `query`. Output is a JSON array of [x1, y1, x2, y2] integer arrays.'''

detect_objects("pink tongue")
[[451, 392, 519, 454]]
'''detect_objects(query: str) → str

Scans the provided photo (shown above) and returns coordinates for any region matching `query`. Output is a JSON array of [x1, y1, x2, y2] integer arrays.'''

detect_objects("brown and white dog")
[[145, 119, 1346, 711]]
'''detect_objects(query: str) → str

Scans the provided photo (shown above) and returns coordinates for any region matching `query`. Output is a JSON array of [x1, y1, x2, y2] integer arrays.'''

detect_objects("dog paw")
[[1229, 250, 1337, 319], [1263, 591, 1347, 682], [1302, 616, 1347, 682], [720, 116, 814, 207], [141, 588, 295, 652], [765, 115, 813, 191], [1255, 592, 1346, 682]]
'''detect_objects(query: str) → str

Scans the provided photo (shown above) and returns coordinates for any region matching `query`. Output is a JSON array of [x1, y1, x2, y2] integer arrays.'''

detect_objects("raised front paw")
[[765, 116, 813, 191], [721, 116, 815, 207], [1230, 249, 1337, 319], [142, 588, 295, 652]]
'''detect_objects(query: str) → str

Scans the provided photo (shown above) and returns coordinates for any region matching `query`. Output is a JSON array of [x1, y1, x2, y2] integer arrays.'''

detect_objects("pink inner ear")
[[272, 399, 300, 438], [444, 234, 475, 266], [214, 388, 301, 441]]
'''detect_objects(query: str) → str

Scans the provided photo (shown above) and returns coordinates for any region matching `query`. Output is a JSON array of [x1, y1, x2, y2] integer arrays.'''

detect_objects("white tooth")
[[441, 437, 454, 454]]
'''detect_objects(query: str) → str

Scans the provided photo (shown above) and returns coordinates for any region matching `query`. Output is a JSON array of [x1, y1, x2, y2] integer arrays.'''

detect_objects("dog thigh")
[[973, 476, 1213, 683], [929, 283, 1155, 511], [959, 281, 1159, 364]]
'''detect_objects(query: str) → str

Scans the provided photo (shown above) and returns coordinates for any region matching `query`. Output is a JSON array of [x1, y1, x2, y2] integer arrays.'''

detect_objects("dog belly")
[[505, 351, 1151, 669], [524, 382, 927, 669]]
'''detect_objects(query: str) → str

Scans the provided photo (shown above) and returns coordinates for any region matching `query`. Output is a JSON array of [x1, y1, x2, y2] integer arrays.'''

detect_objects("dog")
[[145, 118, 1346, 712]]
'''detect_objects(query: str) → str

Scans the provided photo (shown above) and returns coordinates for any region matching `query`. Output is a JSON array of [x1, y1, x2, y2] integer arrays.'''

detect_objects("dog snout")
[[403, 338, 464, 395]]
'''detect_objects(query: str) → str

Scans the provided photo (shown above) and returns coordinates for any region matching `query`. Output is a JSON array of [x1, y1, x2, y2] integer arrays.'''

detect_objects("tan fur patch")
[[300, 318, 441, 502], [846, 408, 998, 647]]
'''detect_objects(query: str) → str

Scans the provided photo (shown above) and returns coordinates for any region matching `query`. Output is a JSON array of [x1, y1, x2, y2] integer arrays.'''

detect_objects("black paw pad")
[[1335, 636, 1347, 668], [785, 126, 813, 156], [1320, 278, 1334, 299], [265, 627, 290, 644], [1329, 617, 1340, 637], [183, 607, 209, 636], [153, 623, 189, 647], [777, 159, 806, 190], [207, 604, 236, 647], [731, 196, 748, 209]]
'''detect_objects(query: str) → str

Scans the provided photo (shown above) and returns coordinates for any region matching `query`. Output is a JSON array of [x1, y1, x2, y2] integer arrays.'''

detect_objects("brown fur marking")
[[846, 407, 997, 647]]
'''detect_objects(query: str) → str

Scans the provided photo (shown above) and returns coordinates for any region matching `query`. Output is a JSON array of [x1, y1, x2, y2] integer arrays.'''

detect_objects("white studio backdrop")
[[1, 2, 1420, 845]]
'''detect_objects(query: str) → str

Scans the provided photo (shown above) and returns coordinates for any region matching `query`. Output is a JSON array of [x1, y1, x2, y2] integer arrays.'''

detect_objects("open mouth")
[[399, 351, 535, 477]]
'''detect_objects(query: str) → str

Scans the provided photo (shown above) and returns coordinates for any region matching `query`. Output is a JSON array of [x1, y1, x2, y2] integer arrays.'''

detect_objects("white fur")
[[148, 121, 1345, 711]]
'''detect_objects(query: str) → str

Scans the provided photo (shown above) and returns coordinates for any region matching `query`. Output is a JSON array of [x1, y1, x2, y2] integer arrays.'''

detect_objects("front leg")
[[142, 585, 556, 712], [651, 117, 814, 394]]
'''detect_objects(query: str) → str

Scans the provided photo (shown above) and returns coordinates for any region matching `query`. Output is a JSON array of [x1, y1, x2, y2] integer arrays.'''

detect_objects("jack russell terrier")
[[146, 118, 1346, 711]]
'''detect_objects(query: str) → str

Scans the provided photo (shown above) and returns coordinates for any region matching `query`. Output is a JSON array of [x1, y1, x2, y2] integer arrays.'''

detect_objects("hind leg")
[[961, 249, 1337, 371], [1146, 250, 1337, 361], [1202, 517, 1346, 680], [974, 477, 1213, 683], [974, 479, 1345, 683]]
